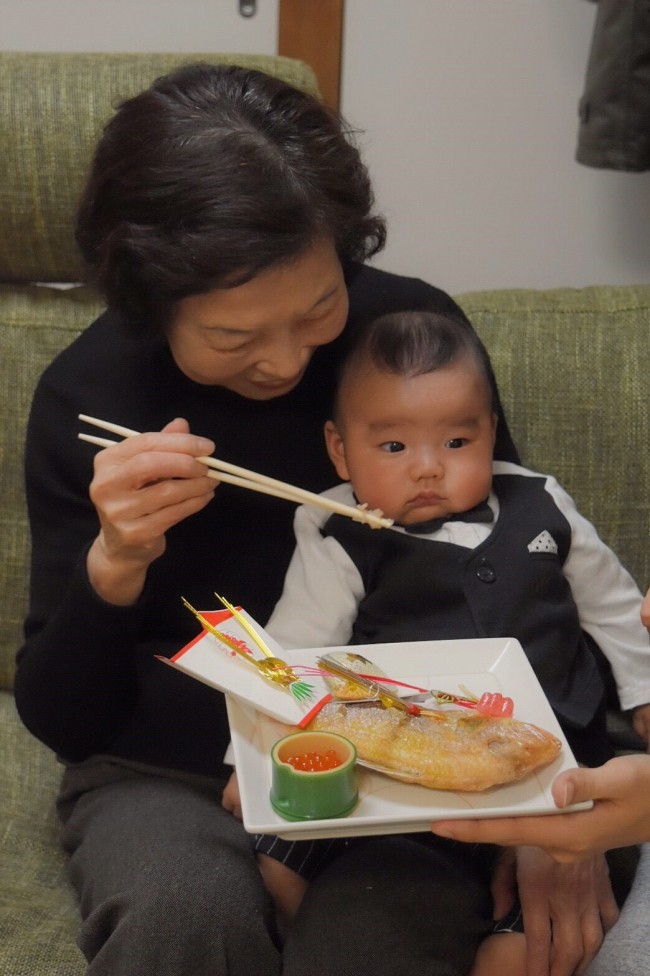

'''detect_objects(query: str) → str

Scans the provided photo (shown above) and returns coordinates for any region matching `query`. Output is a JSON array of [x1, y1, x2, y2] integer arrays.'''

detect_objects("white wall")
[[1, 0, 278, 54], [4, 0, 650, 291], [342, 0, 650, 292]]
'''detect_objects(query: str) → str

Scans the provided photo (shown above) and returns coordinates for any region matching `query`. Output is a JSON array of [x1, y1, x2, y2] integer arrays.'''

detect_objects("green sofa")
[[1, 51, 648, 974]]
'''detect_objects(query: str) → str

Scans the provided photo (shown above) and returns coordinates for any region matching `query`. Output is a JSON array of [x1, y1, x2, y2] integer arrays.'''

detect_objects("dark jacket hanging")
[[576, 0, 650, 172]]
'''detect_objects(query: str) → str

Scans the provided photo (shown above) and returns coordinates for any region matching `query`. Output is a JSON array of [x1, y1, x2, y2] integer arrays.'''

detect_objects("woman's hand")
[[86, 417, 216, 605], [256, 854, 309, 937], [431, 755, 650, 859], [222, 770, 243, 820], [491, 846, 618, 976]]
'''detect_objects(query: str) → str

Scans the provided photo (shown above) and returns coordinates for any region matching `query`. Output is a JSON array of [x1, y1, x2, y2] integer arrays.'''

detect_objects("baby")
[[225, 309, 649, 974]]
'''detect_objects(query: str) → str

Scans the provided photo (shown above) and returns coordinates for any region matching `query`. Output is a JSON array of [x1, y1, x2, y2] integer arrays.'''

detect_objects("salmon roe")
[[286, 749, 343, 772]]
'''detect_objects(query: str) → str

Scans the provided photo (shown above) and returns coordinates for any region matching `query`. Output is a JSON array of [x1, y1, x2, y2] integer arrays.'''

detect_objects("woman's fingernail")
[[560, 781, 575, 808]]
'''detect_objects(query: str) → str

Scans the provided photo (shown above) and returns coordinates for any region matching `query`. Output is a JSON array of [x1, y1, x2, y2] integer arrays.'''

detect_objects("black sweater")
[[15, 263, 517, 776]]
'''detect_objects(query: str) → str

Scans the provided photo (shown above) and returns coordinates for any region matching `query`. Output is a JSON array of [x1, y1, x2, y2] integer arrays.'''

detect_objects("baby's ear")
[[324, 420, 351, 481]]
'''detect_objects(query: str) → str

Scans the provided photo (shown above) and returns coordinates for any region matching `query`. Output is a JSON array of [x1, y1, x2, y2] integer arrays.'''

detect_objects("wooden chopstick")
[[78, 414, 393, 529]]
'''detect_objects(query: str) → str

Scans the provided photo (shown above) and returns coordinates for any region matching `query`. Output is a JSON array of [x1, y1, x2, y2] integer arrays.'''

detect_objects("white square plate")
[[227, 636, 591, 840]]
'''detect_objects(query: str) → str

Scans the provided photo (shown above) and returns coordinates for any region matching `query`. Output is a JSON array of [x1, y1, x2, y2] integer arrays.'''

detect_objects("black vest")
[[322, 473, 605, 756]]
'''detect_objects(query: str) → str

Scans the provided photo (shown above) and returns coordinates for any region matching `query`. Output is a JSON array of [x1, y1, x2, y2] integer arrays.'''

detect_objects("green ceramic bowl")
[[270, 730, 358, 821]]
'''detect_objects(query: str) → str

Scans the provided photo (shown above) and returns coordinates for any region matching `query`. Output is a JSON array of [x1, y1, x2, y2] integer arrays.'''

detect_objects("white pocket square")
[[528, 530, 558, 554]]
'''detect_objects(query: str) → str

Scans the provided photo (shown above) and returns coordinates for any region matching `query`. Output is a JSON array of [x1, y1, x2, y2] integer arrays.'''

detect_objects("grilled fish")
[[309, 701, 561, 792]]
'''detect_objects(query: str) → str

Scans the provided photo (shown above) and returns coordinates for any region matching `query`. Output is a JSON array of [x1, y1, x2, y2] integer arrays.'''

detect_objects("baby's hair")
[[335, 309, 499, 417]]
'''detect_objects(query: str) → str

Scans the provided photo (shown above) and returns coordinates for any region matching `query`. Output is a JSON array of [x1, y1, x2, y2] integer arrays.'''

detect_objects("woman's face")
[[167, 238, 348, 399]]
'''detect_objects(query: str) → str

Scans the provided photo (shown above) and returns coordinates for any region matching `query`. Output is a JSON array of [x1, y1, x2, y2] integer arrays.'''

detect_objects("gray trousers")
[[58, 760, 495, 976], [586, 844, 650, 976]]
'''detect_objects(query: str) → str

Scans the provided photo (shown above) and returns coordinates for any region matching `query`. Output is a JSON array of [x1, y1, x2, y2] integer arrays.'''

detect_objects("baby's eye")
[[379, 441, 405, 453], [446, 438, 467, 449]]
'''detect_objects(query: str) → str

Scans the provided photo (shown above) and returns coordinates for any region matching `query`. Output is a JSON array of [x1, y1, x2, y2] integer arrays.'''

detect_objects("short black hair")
[[75, 62, 386, 332], [334, 309, 499, 417]]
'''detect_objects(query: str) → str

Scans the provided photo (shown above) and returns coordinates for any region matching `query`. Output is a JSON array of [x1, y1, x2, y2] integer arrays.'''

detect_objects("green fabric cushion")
[[0, 51, 320, 282], [0, 285, 103, 690], [457, 285, 650, 589], [0, 692, 84, 974]]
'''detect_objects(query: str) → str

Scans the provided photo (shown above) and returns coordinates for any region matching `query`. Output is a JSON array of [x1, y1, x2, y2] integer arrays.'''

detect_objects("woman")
[[14, 62, 603, 976]]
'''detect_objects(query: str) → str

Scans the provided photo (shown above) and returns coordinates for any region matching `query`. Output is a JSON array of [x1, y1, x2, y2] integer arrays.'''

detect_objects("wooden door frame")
[[278, 0, 344, 109]]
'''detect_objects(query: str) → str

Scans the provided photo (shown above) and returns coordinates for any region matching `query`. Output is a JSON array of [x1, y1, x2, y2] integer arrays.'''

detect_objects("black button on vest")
[[476, 561, 496, 583]]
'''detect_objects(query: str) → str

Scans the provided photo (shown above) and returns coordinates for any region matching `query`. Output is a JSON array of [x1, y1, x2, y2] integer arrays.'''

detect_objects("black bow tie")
[[399, 500, 494, 535]]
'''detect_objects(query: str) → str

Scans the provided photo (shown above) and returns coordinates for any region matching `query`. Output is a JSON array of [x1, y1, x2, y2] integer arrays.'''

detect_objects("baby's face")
[[325, 360, 496, 526]]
